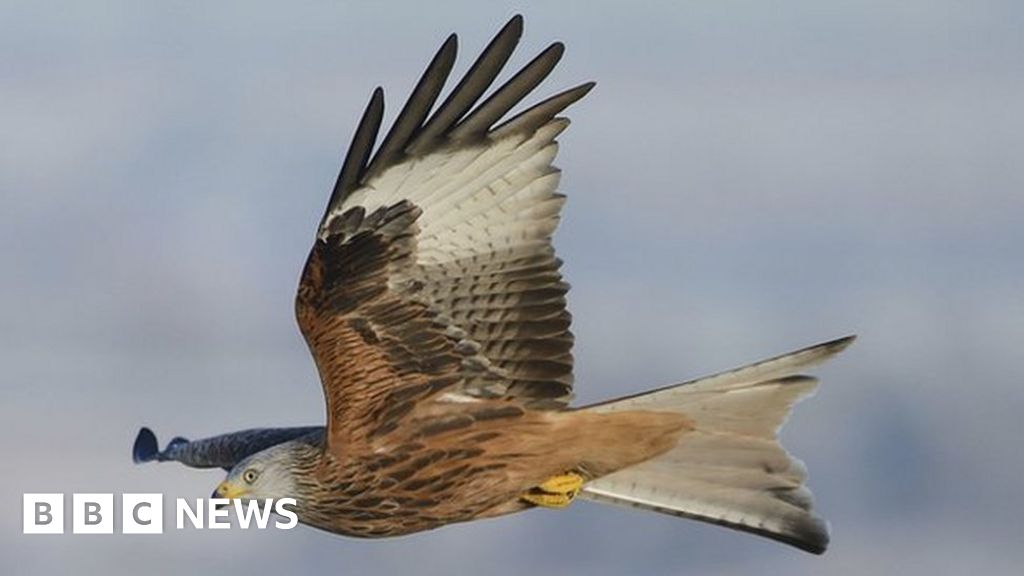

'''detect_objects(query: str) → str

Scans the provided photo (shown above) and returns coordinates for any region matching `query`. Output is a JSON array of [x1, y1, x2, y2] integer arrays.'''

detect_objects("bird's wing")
[[295, 16, 591, 449], [132, 426, 323, 470]]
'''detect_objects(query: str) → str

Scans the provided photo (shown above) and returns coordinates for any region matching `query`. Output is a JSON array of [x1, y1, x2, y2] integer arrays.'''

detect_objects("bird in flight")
[[134, 15, 852, 554]]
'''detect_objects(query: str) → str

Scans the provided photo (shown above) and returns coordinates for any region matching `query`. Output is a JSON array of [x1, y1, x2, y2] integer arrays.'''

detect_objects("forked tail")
[[579, 336, 854, 554]]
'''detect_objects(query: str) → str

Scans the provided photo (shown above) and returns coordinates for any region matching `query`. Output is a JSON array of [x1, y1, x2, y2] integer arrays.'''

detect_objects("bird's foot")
[[521, 471, 584, 508]]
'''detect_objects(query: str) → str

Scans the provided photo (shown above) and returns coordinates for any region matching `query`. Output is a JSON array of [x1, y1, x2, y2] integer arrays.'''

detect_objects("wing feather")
[[492, 82, 595, 139], [323, 88, 384, 228], [297, 16, 589, 450], [409, 15, 524, 153], [448, 42, 564, 141], [364, 35, 458, 180]]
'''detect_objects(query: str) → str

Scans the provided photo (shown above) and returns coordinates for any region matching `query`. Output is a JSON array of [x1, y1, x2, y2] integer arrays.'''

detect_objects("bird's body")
[[137, 407, 688, 537], [282, 406, 688, 537], [134, 15, 853, 555]]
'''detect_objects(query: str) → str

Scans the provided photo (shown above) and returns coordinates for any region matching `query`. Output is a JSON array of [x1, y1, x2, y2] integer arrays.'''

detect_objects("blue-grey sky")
[[3, 1, 1023, 574]]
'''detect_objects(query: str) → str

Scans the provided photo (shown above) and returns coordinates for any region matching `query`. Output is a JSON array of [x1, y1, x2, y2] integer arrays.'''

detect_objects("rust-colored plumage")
[[293, 196, 691, 536], [135, 15, 853, 555]]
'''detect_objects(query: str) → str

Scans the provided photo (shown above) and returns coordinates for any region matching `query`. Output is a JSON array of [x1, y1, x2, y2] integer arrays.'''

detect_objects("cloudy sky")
[[2, 1, 1022, 574]]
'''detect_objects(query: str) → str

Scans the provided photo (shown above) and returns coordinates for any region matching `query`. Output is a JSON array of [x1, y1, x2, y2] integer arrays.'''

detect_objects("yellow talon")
[[537, 472, 584, 494], [522, 491, 575, 508], [522, 471, 585, 509]]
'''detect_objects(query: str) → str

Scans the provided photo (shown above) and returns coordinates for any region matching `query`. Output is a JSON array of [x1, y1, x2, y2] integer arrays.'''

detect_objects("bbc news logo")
[[23, 494, 297, 534]]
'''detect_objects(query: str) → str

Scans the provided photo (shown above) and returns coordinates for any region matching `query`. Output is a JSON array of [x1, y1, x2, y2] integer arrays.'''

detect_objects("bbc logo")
[[23, 493, 163, 534]]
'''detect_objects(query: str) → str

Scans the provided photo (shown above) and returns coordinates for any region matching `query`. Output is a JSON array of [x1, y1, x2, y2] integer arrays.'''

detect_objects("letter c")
[[133, 502, 152, 525]]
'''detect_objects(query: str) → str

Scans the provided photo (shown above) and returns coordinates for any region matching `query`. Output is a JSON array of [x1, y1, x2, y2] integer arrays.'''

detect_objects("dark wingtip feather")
[[449, 41, 566, 142], [499, 14, 525, 47], [491, 81, 595, 139], [323, 87, 385, 226], [132, 427, 159, 464], [365, 33, 459, 179], [324, 14, 589, 224], [408, 16, 525, 153]]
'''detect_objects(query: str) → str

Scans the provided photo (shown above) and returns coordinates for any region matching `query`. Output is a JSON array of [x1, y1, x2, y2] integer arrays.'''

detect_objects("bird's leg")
[[521, 471, 585, 508]]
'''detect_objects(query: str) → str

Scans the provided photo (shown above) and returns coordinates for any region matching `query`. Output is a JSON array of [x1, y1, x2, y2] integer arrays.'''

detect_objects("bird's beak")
[[214, 481, 246, 501]]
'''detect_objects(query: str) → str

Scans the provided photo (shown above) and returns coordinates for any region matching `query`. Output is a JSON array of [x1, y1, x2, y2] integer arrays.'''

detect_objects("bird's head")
[[214, 442, 302, 502]]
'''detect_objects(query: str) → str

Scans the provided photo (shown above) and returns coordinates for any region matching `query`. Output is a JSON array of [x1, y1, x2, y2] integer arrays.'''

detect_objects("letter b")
[[73, 494, 113, 534], [23, 494, 63, 534], [85, 502, 103, 525], [37, 502, 52, 525]]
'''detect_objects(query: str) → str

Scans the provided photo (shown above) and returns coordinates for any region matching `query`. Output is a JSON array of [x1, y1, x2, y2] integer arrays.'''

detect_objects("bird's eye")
[[242, 469, 259, 484]]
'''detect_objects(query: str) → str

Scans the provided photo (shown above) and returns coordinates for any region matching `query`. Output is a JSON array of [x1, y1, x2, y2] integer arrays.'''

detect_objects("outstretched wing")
[[295, 16, 592, 449], [132, 426, 323, 470]]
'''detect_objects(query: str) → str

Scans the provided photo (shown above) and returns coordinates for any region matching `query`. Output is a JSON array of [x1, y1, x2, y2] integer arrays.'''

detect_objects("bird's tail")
[[577, 336, 854, 554]]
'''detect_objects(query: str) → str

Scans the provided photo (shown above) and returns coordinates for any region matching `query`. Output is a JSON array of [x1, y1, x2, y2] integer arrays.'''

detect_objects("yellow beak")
[[214, 481, 247, 500]]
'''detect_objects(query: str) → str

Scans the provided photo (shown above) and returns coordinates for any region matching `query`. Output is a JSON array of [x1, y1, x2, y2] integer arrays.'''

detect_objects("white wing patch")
[[324, 120, 568, 267]]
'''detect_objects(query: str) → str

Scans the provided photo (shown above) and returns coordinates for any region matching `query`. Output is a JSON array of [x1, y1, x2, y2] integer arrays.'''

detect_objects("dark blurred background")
[[3, 1, 1022, 574]]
